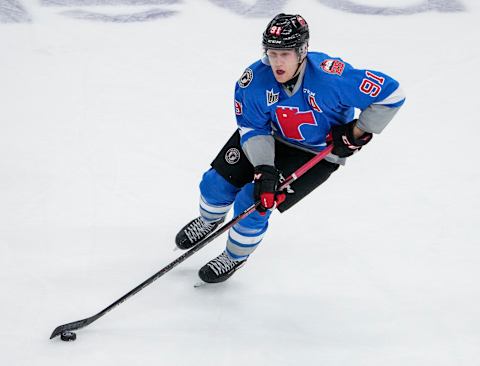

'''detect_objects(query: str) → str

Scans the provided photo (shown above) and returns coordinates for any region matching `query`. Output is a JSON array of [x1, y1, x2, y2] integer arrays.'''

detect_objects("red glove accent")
[[260, 192, 275, 209], [275, 192, 286, 206], [257, 192, 287, 216]]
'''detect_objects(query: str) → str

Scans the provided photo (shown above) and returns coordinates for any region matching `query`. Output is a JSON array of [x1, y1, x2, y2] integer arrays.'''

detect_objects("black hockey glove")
[[253, 165, 286, 215], [331, 120, 373, 158]]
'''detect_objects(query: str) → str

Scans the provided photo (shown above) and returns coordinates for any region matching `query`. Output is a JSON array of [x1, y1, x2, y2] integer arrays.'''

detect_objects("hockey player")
[[175, 13, 405, 283]]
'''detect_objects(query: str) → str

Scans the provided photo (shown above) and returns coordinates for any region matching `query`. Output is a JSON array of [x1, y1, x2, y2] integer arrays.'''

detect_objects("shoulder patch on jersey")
[[238, 68, 253, 88], [320, 59, 345, 76], [266, 89, 279, 106]]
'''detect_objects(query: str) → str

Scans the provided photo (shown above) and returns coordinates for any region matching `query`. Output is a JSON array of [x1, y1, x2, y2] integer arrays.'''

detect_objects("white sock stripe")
[[229, 228, 266, 245], [200, 207, 226, 219], [226, 248, 249, 261], [233, 223, 264, 235], [227, 240, 257, 257], [199, 196, 232, 214]]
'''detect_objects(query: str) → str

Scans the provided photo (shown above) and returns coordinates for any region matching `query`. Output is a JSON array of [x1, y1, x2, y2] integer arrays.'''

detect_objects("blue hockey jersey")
[[234, 52, 405, 152]]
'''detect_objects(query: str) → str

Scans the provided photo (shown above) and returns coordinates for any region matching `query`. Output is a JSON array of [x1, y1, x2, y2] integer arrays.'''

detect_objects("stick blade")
[[50, 317, 92, 339]]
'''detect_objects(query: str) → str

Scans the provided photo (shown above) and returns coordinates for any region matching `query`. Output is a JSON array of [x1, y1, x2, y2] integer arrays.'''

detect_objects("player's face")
[[266, 49, 299, 83]]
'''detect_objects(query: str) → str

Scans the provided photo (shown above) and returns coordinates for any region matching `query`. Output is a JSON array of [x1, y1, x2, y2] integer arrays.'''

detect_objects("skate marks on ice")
[[41, 0, 178, 22], [0, 0, 30, 22], [1, 0, 467, 24], [41, 0, 178, 4], [208, 0, 287, 17], [60, 8, 176, 22], [47, 0, 284, 22], [317, 0, 465, 15]]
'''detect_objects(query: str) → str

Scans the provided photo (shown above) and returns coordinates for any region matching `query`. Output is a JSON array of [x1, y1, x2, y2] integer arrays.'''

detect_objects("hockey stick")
[[49, 144, 334, 340]]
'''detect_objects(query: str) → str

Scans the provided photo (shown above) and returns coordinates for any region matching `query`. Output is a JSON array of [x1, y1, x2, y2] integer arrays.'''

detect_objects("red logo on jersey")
[[321, 59, 345, 76], [234, 100, 243, 115], [308, 95, 322, 113], [275, 107, 317, 141]]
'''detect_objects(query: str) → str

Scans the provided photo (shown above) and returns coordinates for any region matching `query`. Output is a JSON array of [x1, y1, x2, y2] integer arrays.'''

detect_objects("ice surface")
[[1, 1, 479, 365]]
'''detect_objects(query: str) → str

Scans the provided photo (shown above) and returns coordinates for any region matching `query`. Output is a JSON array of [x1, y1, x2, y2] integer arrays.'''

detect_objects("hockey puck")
[[60, 331, 77, 342]]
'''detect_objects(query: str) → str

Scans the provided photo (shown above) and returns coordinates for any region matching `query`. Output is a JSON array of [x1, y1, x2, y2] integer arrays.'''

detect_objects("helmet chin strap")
[[286, 56, 306, 84], [283, 57, 307, 93], [287, 44, 308, 81]]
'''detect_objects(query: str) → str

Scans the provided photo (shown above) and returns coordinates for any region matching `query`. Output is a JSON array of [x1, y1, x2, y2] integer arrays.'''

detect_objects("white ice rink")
[[1, 1, 479, 365]]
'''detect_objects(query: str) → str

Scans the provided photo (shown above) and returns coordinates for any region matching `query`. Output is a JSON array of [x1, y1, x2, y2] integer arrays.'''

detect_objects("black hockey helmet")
[[262, 13, 309, 50]]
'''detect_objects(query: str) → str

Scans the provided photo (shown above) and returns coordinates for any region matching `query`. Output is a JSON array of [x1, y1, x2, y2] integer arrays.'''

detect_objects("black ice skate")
[[198, 251, 247, 283], [175, 217, 224, 250]]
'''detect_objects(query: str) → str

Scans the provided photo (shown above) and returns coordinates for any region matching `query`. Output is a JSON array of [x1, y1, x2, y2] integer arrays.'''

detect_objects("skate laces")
[[184, 218, 215, 243], [208, 252, 238, 276]]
